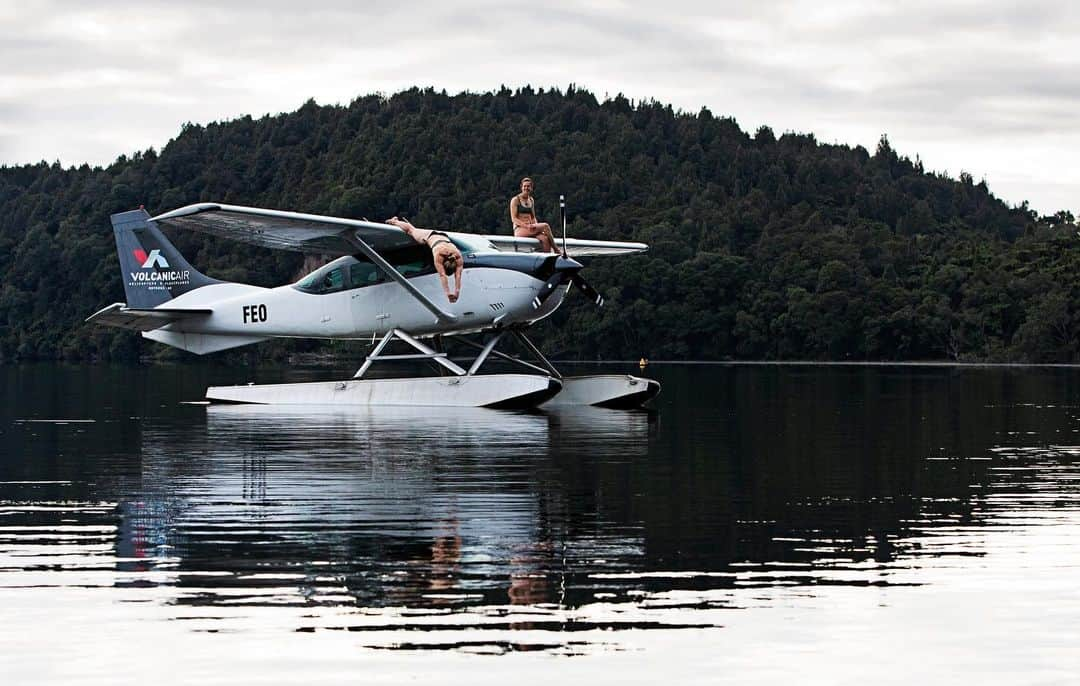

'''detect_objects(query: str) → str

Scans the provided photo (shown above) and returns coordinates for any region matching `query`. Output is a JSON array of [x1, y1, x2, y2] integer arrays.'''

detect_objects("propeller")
[[532, 266, 604, 310], [536, 196, 604, 309]]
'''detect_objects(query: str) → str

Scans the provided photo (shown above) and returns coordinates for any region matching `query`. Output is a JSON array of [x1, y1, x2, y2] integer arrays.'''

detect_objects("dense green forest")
[[1, 87, 1077, 363]]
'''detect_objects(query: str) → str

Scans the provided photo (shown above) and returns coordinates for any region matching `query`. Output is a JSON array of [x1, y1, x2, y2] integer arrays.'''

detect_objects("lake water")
[[2, 363, 1079, 684]]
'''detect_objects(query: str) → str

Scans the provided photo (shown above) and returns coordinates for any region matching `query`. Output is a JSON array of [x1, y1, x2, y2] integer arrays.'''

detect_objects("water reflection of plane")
[[120, 406, 654, 609], [546, 406, 656, 453]]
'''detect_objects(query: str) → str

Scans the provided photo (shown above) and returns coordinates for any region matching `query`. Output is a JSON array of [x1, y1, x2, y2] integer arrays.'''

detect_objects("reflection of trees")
[[629, 366, 1076, 573], [113, 367, 1079, 615]]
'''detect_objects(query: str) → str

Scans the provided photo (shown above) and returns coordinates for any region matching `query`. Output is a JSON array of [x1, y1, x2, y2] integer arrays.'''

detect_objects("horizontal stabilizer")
[[485, 236, 648, 257], [85, 302, 212, 332]]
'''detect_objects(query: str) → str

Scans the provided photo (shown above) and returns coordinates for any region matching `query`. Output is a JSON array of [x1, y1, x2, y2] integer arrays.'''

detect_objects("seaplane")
[[86, 202, 661, 409]]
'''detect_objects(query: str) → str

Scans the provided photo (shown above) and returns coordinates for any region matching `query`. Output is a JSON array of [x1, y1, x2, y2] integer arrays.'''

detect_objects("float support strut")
[[354, 328, 467, 379]]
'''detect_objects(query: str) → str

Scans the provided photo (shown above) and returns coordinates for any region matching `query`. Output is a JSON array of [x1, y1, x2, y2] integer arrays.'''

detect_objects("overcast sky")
[[2, 0, 1077, 214]]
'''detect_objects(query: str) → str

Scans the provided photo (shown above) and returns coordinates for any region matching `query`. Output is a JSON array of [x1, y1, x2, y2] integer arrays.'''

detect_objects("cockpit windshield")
[[294, 256, 357, 294]]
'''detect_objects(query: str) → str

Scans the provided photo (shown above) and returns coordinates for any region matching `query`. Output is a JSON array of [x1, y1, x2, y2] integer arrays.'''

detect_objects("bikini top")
[[516, 197, 535, 216]]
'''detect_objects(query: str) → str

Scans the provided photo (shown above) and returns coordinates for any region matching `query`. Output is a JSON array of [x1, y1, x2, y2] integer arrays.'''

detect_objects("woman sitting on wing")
[[510, 177, 557, 253], [385, 217, 463, 303]]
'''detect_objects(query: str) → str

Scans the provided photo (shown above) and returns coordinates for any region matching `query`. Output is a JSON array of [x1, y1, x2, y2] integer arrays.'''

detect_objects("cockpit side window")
[[350, 262, 384, 288], [293, 247, 438, 295], [324, 267, 344, 292], [382, 244, 436, 276]]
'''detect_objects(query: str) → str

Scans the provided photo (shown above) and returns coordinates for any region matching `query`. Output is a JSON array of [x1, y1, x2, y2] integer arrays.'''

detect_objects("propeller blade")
[[572, 275, 604, 307], [532, 271, 567, 309], [531, 260, 603, 311]]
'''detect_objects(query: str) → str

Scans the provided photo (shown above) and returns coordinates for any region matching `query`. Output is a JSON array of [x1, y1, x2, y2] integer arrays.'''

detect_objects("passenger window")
[[380, 244, 435, 278], [350, 262, 383, 288], [397, 260, 428, 277]]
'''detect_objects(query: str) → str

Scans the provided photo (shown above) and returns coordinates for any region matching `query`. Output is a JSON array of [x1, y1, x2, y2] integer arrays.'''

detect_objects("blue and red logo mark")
[[133, 248, 169, 269], [126, 246, 189, 290]]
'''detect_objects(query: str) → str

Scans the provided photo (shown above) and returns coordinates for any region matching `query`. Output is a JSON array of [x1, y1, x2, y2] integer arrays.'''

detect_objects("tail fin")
[[112, 209, 219, 308]]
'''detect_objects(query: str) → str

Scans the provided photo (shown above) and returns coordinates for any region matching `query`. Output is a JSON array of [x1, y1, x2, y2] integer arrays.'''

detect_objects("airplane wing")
[[86, 303, 212, 332], [482, 235, 648, 257], [153, 203, 647, 258], [152, 203, 415, 256]]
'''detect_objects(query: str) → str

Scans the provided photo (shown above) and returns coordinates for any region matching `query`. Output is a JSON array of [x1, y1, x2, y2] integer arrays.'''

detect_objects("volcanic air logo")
[[133, 248, 169, 269], [128, 247, 191, 290]]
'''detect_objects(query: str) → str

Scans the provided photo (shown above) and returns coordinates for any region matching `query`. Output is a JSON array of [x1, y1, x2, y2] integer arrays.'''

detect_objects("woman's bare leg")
[[515, 223, 555, 252], [515, 226, 548, 251], [536, 223, 557, 252]]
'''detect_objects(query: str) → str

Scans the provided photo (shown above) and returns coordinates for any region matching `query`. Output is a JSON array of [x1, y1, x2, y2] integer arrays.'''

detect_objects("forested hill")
[[1, 87, 1078, 363]]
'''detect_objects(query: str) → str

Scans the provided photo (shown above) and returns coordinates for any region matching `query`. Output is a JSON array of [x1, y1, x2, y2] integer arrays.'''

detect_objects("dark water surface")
[[2, 363, 1079, 683]]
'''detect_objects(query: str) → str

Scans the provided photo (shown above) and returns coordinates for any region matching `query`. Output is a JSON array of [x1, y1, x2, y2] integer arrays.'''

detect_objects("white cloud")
[[0, 0, 1077, 213]]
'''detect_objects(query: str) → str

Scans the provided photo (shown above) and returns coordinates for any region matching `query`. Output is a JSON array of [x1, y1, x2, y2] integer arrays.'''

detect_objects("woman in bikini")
[[385, 217, 463, 303], [510, 177, 557, 253]]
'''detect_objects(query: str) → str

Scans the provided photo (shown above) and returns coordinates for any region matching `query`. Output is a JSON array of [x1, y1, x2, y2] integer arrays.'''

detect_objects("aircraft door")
[[348, 261, 391, 335], [294, 260, 350, 332]]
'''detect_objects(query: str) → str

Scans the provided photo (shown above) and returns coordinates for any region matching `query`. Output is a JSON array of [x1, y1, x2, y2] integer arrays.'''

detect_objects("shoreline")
[[5, 359, 1080, 370], [552, 359, 1080, 369]]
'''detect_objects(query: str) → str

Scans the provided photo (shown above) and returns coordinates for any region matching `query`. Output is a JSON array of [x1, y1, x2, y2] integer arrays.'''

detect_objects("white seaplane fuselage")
[[143, 239, 571, 354]]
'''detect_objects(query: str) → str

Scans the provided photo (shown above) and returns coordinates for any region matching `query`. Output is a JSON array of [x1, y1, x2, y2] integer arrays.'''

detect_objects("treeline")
[[1, 86, 1077, 363]]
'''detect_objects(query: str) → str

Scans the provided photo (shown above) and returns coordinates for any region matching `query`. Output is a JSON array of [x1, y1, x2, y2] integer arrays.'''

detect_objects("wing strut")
[[344, 232, 457, 324]]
